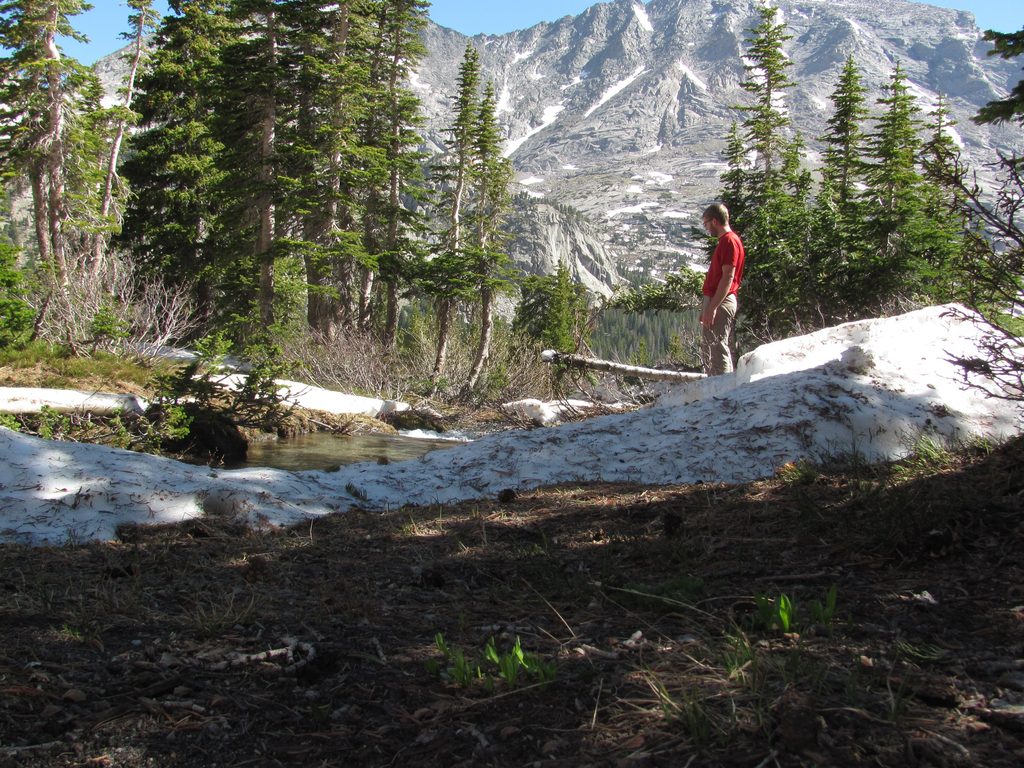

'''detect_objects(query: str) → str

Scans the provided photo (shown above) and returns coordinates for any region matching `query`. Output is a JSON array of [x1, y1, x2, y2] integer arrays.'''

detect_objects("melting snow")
[[1, 306, 1020, 546], [519, 176, 545, 186]]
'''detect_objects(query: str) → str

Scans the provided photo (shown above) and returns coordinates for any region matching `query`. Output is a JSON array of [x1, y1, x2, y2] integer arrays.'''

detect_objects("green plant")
[[89, 304, 130, 351], [434, 633, 479, 686], [752, 592, 797, 633], [896, 433, 954, 478], [810, 585, 839, 626], [36, 405, 71, 441], [777, 459, 819, 485], [0, 243, 34, 348], [432, 633, 555, 689]]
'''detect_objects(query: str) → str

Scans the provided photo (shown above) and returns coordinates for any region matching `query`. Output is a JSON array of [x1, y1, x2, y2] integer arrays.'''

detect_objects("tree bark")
[[541, 351, 706, 382]]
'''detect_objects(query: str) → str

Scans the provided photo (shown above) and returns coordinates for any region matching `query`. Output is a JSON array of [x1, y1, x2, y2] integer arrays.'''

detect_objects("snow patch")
[[408, 71, 431, 93], [503, 104, 566, 157], [633, 2, 654, 32], [585, 65, 646, 118], [676, 62, 708, 91]]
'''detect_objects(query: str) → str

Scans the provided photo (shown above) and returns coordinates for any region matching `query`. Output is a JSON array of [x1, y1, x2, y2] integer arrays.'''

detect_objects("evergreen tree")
[[860, 62, 929, 305], [810, 56, 870, 319], [282, 0, 374, 339], [463, 81, 514, 393], [215, 0, 284, 333], [724, 4, 811, 338], [359, 0, 429, 346], [120, 0, 235, 325], [737, 4, 794, 191], [974, 27, 1024, 127], [427, 44, 481, 390], [916, 94, 971, 302], [0, 0, 103, 283], [514, 261, 590, 353]]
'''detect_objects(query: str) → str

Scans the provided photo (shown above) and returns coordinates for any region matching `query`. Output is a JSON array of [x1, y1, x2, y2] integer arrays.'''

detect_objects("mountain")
[[96, 0, 1023, 294], [414, 0, 1023, 289]]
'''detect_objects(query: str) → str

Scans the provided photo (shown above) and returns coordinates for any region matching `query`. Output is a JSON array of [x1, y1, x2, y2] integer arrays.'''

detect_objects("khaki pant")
[[700, 293, 737, 376]]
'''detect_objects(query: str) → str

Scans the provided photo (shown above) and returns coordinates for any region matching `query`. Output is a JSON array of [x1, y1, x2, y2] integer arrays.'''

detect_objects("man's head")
[[702, 203, 730, 237]]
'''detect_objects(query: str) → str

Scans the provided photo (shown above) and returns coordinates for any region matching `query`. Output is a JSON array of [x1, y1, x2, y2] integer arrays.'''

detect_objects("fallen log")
[[0, 387, 148, 416], [540, 350, 706, 382]]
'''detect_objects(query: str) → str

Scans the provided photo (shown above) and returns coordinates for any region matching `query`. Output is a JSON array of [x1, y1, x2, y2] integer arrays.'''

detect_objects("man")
[[699, 203, 745, 375]]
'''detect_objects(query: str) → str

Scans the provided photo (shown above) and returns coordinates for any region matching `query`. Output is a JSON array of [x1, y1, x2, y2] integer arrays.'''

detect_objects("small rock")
[[62, 688, 87, 703]]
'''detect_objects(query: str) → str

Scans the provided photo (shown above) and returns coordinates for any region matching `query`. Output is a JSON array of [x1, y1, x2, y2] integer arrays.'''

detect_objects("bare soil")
[[1, 436, 1023, 767]]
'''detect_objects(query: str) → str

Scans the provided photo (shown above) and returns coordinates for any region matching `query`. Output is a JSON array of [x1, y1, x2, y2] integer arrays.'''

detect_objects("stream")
[[234, 431, 465, 472]]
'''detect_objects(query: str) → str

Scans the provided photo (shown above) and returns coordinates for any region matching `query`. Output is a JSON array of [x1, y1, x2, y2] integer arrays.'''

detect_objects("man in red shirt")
[[699, 203, 745, 375]]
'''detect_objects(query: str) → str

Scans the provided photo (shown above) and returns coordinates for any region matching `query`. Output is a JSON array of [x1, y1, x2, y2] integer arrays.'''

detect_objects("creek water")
[[235, 431, 464, 472]]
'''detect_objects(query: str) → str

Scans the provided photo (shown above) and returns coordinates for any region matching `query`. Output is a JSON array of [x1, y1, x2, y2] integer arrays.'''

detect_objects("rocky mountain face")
[[416, 0, 1023, 291], [97, 0, 1023, 295]]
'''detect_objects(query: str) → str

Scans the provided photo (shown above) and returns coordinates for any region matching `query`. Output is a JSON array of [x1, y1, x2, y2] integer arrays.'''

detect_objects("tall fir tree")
[[120, 0, 235, 325], [860, 62, 929, 306], [360, 0, 429, 346], [0, 0, 104, 284], [463, 81, 514, 393], [282, 0, 374, 339], [724, 4, 811, 338], [427, 43, 481, 389], [810, 56, 870, 319]]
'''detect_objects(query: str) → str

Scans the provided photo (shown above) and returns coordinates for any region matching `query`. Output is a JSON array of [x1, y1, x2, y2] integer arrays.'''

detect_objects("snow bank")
[[1, 305, 1020, 546]]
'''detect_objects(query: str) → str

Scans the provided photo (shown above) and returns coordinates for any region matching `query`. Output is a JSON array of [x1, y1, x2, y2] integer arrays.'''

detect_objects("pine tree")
[[724, 4, 811, 338], [811, 56, 870, 318], [120, 0, 235, 325], [916, 94, 970, 302], [215, 0, 283, 333], [463, 81, 514, 393], [282, 0, 374, 339], [360, 0, 429, 346], [737, 4, 794, 191], [0, 0, 103, 284], [514, 261, 590, 353], [860, 62, 929, 305], [974, 27, 1024, 127], [427, 44, 481, 390]]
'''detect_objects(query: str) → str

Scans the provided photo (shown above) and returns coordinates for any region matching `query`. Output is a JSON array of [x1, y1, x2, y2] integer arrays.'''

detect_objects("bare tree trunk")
[[383, 279, 400, 349], [91, 4, 152, 275], [256, 9, 278, 329], [541, 351, 706, 382], [431, 296, 453, 394], [358, 267, 374, 331], [30, 168, 50, 264], [42, 5, 68, 285], [463, 285, 493, 393]]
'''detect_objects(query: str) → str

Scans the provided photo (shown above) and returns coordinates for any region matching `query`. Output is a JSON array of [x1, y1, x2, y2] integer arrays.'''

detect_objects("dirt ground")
[[1, 435, 1023, 767]]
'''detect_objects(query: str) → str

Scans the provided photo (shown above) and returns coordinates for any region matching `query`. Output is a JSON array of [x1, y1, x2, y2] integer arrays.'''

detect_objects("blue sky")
[[62, 0, 1024, 65]]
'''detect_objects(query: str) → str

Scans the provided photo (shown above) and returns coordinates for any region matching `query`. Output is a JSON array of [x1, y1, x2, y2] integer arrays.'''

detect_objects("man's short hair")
[[703, 203, 730, 226]]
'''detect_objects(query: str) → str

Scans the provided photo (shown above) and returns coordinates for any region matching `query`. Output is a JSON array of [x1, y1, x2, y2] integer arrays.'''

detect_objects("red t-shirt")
[[702, 230, 745, 297]]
